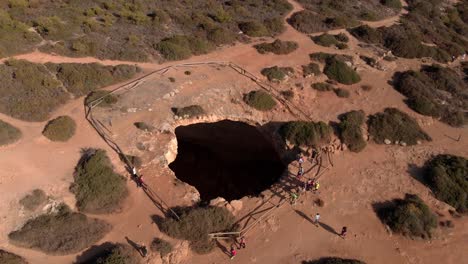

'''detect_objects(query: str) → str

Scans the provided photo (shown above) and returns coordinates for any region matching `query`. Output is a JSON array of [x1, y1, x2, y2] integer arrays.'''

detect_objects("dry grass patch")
[[42, 116, 76, 142], [8, 204, 111, 255]]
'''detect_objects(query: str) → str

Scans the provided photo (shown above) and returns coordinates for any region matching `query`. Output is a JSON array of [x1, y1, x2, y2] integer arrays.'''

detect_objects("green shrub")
[[172, 105, 205, 118], [254, 39, 298, 55], [0, 10, 41, 58], [288, 11, 329, 33], [381, 0, 402, 9], [156, 35, 213, 61], [264, 17, 287, 35], [311, 82, 334, 92], [261, 66, 294, 81], [0, 119, 22, 146], [335, 33, 349, 42], [302, 63, 321, 77], [280, 90, 294, 100], [312, 34, 339, 47], [85, 91, 119, 107], [134, 122, 155, 132], [338, 110, 366, 152], [348, 25, 383, 44], [157, 206, 236, 254], [0, 249, 27, 264], [150, 238, 173, 257], [33, 16, 73, 40], [368, 108, 431, 145], [49, 63, 139, 97], [334, 88, 351, 98], [19, 189, 47, 211], [0, 60, 68, 121], [70, 149, 128, 214], [8, 204, 111, 254], [238, 21, 269, 37], [303, 257, 365, 264], [375, 194, 437, 239], [42, 116, 76, 142], [280, 121, 332, 147], [243, 90, 277, 111], [207, 27, 236, 45], [424, 154, 468, 213], [336, 43, 348, 49], [91, 243, 139, 264], [324, 58, 361, 85], [360, 56, 377, 66]]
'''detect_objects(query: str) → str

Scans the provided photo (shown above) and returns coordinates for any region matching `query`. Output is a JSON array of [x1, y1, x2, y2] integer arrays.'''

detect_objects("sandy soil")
[[0, 0, 467, 263]]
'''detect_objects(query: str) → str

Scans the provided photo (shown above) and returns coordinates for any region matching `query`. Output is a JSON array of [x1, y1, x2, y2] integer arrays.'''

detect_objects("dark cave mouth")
[[168, 120, 286, 202]]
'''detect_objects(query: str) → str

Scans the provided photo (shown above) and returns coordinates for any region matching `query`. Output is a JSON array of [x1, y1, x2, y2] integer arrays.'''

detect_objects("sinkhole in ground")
[[169, 120, 286, 201]]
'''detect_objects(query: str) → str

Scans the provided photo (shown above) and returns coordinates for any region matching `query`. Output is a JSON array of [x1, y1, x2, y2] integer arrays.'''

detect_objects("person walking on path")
[[230, 245, 237, 260], [314, 213, 320, 226], [290, 191, 299, 205], [238, 236, 246, 249], [340, 226, 347, 238], [313, 181, 320, 193]]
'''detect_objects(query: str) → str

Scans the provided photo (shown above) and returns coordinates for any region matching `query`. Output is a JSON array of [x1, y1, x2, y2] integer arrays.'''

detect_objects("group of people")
[[290, 154, 320, 205], [229, 236, 246, 260]]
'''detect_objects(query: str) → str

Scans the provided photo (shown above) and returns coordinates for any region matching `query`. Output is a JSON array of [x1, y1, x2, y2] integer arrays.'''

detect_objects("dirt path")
[[1, 0, 467, 264]]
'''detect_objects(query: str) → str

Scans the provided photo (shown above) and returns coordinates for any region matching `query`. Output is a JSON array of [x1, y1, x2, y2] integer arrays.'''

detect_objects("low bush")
[[134, 122, 155, 132], [287, 11, 329, 33], [280, 90, 294, 100], [0, 119, 22, 146], [70, 149, 128, 214], [303, 257, 365, 264], [253, 39, 298, 55], [261, 66, 294, 81], [48, 63, 139, 97], [368, 108, 431, 145], [243, 90, 277, 111], [156, 35, 213, 61], [336, 43, 348, 50], [392, 65, 468, 127], [207, 27, 236, 46], [334, 88, 350, 98], [238, 21, 269, 37], [88, 243, 139, 264], [302, 63, 321, 77], [361, 84, 373, 91], [311, 82, 334, 92], [280, 121, 332, 147], [85, 91, 118, 107], [8, 204, 111, 254], [0, 10, 41, 58], [0, 60, 68, 121], [323, 57, 361, 85], [360, 55, 377, 66], [311, 33, 345, 47], [150, 238, 173, 257], [19, 189, 47, 211], [338, 110, 366, 152], [381, 0, 402, 9], [335, 33, 349, 43], [157, 206, 236, 254], [42, 116, 76, 142], [172, 105, 205, 118], [424, 154, 468, 213], [374, 194, 437, 239], [0, 249, 28, 264]]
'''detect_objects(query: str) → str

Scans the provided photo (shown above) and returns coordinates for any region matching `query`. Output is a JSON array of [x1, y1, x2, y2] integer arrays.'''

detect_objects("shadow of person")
[[125, 236, 144, 257], [294, 210, 314, 225], [319, 222, 339, 235], [215, 239, 231, 257]]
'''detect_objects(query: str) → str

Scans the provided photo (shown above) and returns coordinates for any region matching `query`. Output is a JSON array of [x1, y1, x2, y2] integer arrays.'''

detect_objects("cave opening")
[[168, 120, 286, 201]]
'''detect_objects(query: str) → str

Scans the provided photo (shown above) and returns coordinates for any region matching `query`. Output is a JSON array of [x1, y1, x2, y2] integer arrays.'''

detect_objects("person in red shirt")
[[230, 245, 237, 260]]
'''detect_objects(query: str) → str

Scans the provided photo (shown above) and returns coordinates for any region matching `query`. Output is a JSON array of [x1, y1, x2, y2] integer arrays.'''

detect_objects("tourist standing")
[[230, 245, 237, 260], [238, 236, 246, 249], [340, 226, 347, 238], [314, 213, 320, 226]]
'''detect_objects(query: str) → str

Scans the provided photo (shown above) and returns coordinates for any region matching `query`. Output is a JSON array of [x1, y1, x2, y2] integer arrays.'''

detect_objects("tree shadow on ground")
[[74, 242, 115, 264]]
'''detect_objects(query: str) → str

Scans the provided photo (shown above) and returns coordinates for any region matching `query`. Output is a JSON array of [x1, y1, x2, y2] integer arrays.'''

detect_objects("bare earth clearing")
[[0, 0, 467, 264]]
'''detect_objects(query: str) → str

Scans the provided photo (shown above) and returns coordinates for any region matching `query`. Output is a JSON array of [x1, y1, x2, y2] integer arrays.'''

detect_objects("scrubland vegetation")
[[392, 64, 468, 127], [19, 189, 47, 211], [84, 243, 139, 264], [374, 194, 437, 239], [0, 60, 137, 121], [8, 204, 111, 254], [42, 116, 76, 142], [0, 0, 292, 61], [280, 121, 332, 147], [0, 249, 28, 264], [156, 206, 236, 254], [254, 39, 298, 55], [172, 105, 205, 118], [349, 0, 468, 62], [303, 257, 365, 264], [312, 82, 334, 92], [70, 149, 128, 214], [424, 154, 468, 213], [312, 33, 349, 49], [302, 63, 321, 77], [288, 0, 400, 33], [243, 90, 277, 111], [368, 108, 431, 145], [0, 119, 22, 146], [323, 57, 361, 85], [85, 91, 119, 107], [150, 238, 173, 257], [338, 110, 367, 152], [261, 66, 294, 82]]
